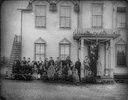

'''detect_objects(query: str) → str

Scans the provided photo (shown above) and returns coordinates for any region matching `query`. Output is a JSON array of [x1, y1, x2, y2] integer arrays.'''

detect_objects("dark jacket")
[[75, 61, 81, 71]]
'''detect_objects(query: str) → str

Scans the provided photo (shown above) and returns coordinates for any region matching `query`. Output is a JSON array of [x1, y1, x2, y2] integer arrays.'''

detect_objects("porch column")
[[80, 38, 85, 79], [110, 39, 114, 78]]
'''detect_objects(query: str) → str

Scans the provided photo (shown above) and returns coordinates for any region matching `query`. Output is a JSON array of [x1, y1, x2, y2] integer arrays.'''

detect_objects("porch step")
[[96, 77, 115, 84]]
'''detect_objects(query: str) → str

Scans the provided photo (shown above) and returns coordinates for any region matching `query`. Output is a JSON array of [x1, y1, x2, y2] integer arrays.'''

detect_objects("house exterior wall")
[[1, 0, 128, 76]]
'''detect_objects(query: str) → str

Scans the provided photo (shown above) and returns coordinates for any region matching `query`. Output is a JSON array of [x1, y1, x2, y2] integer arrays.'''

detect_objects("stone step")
[[13, 47, 21, 49], [12, 51, 21, 53]]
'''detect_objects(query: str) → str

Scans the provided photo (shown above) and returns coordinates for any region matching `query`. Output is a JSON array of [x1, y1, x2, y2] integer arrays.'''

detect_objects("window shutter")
[[60, 17, 65, 27], [36, 44, 40, 54], [40, 44, 45, 54]]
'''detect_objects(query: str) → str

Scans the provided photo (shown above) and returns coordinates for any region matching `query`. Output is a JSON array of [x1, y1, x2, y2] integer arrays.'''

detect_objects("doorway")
[[88, 41, 99, 78]]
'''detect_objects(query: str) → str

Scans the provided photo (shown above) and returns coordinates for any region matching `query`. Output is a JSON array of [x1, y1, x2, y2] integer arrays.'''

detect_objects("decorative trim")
[[34, 37, 46, 44], [27, 0, 80, 12], [116, 38, 127, 45], [59, 38, 71, 44]]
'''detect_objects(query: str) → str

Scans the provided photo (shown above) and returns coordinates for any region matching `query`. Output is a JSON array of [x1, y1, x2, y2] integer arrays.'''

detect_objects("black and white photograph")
[[0, 0, 128, 100]]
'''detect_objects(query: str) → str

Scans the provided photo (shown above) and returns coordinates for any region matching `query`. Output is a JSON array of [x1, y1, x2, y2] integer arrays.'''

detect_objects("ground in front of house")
[[1, 79, 128, 100]]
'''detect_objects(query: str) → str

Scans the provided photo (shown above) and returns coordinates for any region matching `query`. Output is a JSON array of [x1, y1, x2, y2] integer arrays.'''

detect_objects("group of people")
[[13, 56, 82, 83], [13, 55, 102, 83]]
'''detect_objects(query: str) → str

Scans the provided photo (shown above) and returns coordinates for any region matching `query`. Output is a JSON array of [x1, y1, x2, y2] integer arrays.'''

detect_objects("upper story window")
[[35, 5, 46, 28], [92, 3, 103, 28], [116, 39, 127, 67], [117, 7, 126, 29], [60, 6, 71, 28]]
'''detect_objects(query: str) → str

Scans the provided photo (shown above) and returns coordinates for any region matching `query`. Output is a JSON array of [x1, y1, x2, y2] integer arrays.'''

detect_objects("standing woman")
[[83, 56, 91, 77], [97, 56, 102, 77], [44, 58, 49, 72]]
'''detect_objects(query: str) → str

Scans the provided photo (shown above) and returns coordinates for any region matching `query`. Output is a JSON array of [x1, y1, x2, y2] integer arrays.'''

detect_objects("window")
[[35, 5, 46, 28], [35, 44, 45, 61], [60, 45, 70, 60], [117, 7, 126, 29], [34, 37, 46, 61], [60, 6, 71, 28], [116, 39, 127, 67], [92, 3, 103, 28], [59, 38, 71, 60]]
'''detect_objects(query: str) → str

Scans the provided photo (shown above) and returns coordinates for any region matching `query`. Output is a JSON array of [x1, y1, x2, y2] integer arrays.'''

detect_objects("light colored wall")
[[112, 1, 128, 74], [1, 1, 25, 57], [81, 1, 113, 29], [1, 0, 78, 64], [1, 0, 128, 74]]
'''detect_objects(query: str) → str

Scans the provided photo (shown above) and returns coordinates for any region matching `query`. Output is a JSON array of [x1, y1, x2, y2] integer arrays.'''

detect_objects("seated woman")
[[47, 62, 55, 80], [37, 61, 44, 79], [67, 67, 73, 82], [32, 61, 38, 79], [57, 64, 63, 81]]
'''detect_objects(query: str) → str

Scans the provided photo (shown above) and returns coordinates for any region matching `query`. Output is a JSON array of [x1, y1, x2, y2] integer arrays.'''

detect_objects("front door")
[[88, 42, 99, 78]]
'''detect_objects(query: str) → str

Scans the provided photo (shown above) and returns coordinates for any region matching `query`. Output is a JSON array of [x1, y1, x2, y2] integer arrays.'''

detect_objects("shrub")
[[0, 56, 9, 67]]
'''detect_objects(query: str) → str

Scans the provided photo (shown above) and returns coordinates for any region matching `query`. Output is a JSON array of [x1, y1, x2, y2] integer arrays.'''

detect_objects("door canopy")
[[73, 28, 120, 40]]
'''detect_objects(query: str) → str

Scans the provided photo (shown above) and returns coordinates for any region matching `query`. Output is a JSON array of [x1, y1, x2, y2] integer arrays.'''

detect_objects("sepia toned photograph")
[[0, 0, 128, 100]]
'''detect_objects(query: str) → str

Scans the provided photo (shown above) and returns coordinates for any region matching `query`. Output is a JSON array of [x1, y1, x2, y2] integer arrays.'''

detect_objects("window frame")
[[60, 5, 71, 29], [115, 44, 127, 67], [91, 3, 103, 28], [34, 43, 46, 61], [59, 44, 71, 61], [35, 5, 46, 28], [116, 7, 127, 29]]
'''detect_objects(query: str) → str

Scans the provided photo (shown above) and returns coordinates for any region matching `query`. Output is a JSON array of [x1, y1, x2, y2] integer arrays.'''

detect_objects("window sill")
[[117, 28, 127, 30], [92, 27, 103, 29], [60, 27, 71, 29], [116, 65, 127, 68], [35, 26, 46, 28]]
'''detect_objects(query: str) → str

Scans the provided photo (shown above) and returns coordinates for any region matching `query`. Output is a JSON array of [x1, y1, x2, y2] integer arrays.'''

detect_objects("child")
[[57, 64, 63, 80], [72, 67, 79, 83], [47, 62, 55, 80], [32, 64, 38, 79], [67, 67, 73, 82]]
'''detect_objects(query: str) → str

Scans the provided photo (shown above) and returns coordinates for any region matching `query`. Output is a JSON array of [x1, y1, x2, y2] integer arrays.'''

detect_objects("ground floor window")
[[59, 38, 71, 60], [116, 39, 127, 67], [34, 37, 46, 61], [60, 45, 70, 60], [35, 43, 45, 61]]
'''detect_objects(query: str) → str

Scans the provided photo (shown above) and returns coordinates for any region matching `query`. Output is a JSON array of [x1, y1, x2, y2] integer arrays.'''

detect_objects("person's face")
[[85, 56, 88, 59], [28, 58, 30, 61], [67, 56, 69, 60], [23, 57, 26, 60], [14, 61, 17, 64], [50, 57, 52, 60]]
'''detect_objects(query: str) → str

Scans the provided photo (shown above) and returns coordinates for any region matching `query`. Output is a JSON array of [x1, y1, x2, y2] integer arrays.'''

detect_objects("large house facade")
[[1, 0, 128, 79]]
